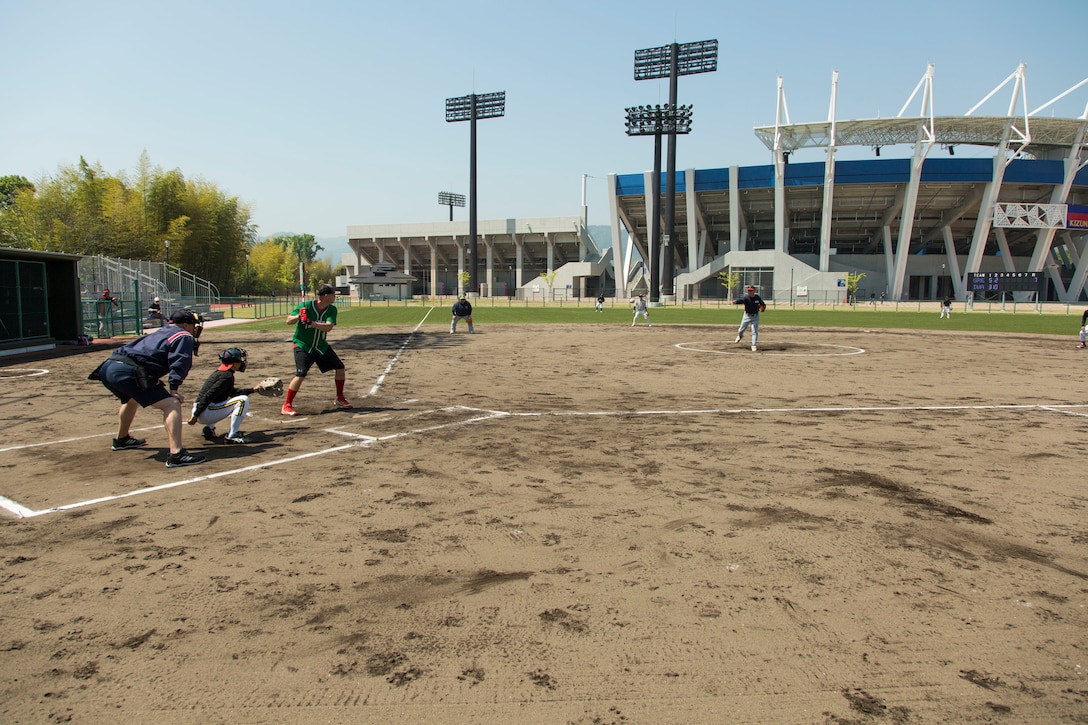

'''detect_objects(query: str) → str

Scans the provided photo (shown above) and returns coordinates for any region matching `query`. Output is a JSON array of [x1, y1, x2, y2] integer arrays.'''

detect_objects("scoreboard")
[[967, 272, 1043, 294]]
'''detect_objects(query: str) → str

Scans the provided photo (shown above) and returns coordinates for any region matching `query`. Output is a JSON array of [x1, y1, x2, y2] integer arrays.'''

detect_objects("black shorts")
[[293, 346, 345, 378], [100, 359, 171, 407]]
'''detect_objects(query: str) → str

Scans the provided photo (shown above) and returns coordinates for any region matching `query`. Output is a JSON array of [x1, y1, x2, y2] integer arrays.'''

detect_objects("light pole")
[[633, 39, 717, 298], [163, 239, 171, 289], [438, 191, 466, 222], [245, 253, 250, 295], [624, 104, 693, 302], [446, 91, 506, 296]]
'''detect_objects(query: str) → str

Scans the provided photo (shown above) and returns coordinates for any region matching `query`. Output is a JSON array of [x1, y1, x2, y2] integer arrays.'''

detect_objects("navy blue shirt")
[[734, 294, 765, 315], [117, 324, 196, 391]]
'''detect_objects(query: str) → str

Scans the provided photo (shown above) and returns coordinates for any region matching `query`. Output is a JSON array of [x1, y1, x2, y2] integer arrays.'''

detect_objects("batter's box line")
[[1039, 405, 1088, 418], [0, 424, 163, 455], [5, 443, 359, 518], [2, 410, 513, 519]]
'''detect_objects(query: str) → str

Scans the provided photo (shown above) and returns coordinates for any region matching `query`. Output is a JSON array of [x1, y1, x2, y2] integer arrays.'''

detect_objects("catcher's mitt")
[[758, 302, 767, 313], [256, 377, 284, 396]]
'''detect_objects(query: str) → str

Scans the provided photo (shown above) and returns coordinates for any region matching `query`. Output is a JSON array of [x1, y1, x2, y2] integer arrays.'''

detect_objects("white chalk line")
[[2, 406, 509, 519], [0, 368, 50, 379], [365, 311, 432, 397], [675, 341, 865, 356], [1040, 405, 1088, 418], [0, 424, 163, 454], [12, 443, 358, 518], [1, 316, 441, 517], [4, 316, 1086, 518], [3, 401, 1085, 519]]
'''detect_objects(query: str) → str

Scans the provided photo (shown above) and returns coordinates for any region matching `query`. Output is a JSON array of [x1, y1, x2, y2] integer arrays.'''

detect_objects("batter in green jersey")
[[281, 284, 354, 415]]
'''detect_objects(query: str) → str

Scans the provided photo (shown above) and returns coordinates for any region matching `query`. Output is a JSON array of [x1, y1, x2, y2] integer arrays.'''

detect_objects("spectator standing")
[[97, 288, 120, 337]]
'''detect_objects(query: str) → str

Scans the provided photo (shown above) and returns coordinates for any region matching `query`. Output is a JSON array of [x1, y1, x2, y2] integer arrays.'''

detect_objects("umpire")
[[96, 309, 207, 468]]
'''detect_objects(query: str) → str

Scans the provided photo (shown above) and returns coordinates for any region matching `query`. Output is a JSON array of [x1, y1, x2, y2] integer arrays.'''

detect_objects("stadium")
[[347, 64, 1088, 304]]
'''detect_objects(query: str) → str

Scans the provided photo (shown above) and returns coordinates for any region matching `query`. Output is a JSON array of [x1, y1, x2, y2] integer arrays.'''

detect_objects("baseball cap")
[[459, 294, 466, 299], [316, 283, 335, 296], [170, 309, 197, 325], [746, 285, 756, 291]]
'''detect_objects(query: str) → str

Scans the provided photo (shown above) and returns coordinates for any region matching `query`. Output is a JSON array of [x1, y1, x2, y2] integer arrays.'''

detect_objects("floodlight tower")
[[438, 191, 466, 221], [625, 104, 693, 302], [445, 91, 506, 295], [634, 40, 717, 298]]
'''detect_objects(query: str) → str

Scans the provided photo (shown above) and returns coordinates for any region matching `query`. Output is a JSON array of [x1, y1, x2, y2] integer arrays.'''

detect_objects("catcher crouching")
[[187, 347, 282, 444]]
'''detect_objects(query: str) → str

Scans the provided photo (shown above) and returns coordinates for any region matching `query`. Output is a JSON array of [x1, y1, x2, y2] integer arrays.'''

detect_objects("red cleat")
[[281, 404, 298, 416], [335, 398, 354, 410]]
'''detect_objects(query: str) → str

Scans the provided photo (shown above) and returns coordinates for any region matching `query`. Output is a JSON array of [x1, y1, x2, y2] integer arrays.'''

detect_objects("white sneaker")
[[733, 336, 741, 344], [752, 345, 758, 352]]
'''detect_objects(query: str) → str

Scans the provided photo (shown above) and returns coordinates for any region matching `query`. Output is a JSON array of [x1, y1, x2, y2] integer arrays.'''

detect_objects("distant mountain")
[[316, 236, 351, 260], [587, 225, 611, 252]]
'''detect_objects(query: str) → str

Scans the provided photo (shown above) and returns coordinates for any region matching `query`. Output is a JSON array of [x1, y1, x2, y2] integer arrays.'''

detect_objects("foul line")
[[7, 443, 356, 518], [365, 310, 433, 397], [5, 395, 1086, 519]]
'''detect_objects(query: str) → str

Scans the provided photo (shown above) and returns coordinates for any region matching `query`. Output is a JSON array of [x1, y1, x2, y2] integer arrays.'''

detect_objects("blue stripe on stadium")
[[616, 158, 1088, 195]]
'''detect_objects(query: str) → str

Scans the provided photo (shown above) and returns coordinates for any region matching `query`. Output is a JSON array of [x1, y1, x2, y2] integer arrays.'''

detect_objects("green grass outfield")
[[229, 302, 1086, 336]]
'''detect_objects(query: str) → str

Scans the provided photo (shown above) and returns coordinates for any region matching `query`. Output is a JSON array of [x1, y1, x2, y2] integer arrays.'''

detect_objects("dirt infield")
[[2, 323, 1086, 723]]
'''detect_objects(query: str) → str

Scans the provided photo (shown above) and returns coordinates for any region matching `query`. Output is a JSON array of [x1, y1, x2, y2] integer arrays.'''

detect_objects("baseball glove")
[[758, 302, 767, 313], [256, 377, 284, 396]]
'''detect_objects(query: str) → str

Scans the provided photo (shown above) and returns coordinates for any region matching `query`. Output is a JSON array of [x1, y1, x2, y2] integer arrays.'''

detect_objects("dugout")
[[0, 247, 84, 357]]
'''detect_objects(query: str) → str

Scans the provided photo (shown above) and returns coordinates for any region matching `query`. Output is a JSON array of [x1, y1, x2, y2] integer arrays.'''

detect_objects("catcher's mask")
[[219, 347, 248, 372]]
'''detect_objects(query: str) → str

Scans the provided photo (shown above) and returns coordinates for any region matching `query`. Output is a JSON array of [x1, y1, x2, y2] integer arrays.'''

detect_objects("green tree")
[[0, 154, 255, 293], [845, 272, 866, 304], [307, 256, 337, 290], [275, 233, 323, 293], [0, 175, 34, 211], [718, 270, 741, 297], [249, 239, 292, 295]]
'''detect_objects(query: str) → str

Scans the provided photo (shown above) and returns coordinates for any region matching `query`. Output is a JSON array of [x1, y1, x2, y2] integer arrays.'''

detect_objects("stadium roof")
[[754, 116, 1088, 154]]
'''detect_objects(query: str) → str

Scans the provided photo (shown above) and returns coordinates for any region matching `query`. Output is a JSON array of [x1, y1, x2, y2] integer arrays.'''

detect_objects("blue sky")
[[2, 0, 1086, 259]]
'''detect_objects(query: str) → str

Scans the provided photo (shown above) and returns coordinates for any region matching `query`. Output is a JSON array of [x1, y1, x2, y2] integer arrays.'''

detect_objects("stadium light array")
[[624, 104, 693, 136], [445, 92, 506, 122], [445, 91, 507, 294], [634, 40, 718, 80], [438, 191, 466, 221], [633, 39, 717, 300]]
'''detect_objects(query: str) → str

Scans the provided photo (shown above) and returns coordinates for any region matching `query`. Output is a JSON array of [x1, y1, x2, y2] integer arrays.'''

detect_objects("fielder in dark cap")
[[733, 285, 766, 352], [450, 293, 474, 333], [93, 309, 207, 467]]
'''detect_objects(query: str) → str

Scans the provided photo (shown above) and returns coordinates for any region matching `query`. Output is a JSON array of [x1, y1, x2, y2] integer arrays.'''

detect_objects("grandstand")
[[608, 64, 1088, 303]]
